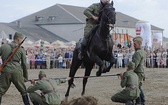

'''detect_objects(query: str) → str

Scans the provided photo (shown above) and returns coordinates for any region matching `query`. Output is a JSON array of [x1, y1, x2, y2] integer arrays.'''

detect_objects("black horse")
[[65, 2, 116, 98]]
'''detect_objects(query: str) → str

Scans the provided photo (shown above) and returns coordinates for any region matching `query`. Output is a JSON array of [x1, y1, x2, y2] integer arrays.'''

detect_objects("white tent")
[[0, 31, 11, 43], [0, 31, 8, 39], [52, 40, 68, 48], [33, 39, 53, 48], [65, 41, 76, 47], [22, 40, 34, 48]]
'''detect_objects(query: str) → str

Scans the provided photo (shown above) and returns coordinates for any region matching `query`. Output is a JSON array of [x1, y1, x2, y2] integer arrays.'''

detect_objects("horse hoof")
[[63, 97, 68, 103], [71, 83, 76, 88], [96, 71, 101, 76], [81, 92, 85, 96]]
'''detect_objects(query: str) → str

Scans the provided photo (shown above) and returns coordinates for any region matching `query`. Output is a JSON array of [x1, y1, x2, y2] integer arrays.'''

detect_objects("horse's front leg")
[[90, 54, 105, 76], [103, 54, 116, 73], [102, 62, 113, 73]]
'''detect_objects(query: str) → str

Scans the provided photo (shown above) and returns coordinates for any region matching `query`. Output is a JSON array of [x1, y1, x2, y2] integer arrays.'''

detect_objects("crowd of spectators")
[[112, 45, 168, 69], [1, 43, 167, 70], [25, 44, 168, 69], [26, 47, 74, 69]]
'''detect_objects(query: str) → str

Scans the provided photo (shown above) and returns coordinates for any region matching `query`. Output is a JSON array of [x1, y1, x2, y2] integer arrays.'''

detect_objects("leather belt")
[[126, 84, 137, 89], [42, 90, 55, 95]]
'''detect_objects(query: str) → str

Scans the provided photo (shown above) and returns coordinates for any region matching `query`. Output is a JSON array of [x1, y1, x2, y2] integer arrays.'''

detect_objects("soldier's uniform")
[[111, 62, 140, 104], [83, 3, 103, 39], [132, 36, 146, 105], [27, 71, 66, 105], [78, 2, 106, 60], [0, 32, 30, 105]]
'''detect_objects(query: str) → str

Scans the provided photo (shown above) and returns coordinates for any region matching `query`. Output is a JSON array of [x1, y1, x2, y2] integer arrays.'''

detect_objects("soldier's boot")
[[78, 38, 88, 60], [22, 94, 30, 105], [0, 97, 2, 105], [125, 100, 134, 105], [32, 101, 39, 105]]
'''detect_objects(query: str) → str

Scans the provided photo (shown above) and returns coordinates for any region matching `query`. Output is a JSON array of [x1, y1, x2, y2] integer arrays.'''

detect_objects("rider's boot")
[[78, 44, 85, 60], [78, 38, 87, 60]]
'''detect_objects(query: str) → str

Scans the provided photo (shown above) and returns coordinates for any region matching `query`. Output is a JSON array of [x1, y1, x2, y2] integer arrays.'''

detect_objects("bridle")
[[101, 5, 115, 31]]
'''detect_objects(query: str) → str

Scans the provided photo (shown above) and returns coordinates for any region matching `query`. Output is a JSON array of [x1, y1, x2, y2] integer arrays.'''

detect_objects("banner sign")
[[135, 21, 152, 48], [152, 32, 162, 48]]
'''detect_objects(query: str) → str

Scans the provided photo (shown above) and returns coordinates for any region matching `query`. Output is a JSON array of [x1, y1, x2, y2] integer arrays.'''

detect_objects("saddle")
[[76, 25, 99, 51]]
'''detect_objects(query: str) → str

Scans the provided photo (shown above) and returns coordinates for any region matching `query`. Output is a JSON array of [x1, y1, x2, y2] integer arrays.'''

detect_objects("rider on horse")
[[78, 0, 111, 60]]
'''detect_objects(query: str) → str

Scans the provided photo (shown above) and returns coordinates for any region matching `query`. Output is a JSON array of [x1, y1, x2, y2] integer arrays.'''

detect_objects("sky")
[[0, 0, 167, 37]]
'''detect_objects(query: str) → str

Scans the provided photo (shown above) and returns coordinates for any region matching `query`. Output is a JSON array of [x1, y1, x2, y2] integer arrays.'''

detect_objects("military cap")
[[133, 36, 143, 42], [128, 61, 135, 70], [14, 32, 24, 39], [39, 71, 46, 75]]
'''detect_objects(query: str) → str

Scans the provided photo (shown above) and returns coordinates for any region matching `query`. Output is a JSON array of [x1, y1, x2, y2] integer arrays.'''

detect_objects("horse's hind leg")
[[65, 55, 82, 98], [65, 79, 73, 101], [81, 63, 94, 96]]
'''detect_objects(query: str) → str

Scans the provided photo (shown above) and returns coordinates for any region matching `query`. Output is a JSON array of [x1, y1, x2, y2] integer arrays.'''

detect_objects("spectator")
[[58, 54, 63, 68], [117, 50, 123, 68]]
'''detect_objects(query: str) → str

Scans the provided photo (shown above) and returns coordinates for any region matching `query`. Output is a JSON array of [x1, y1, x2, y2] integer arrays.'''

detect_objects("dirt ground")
[[1, 67, 168, 105]]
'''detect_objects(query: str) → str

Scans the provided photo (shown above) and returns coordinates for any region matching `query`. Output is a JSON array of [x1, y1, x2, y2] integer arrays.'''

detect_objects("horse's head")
[[101, 2, 116, 29]]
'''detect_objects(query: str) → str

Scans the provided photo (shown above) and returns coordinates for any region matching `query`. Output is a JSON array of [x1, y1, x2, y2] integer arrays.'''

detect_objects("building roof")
[[115, 12, 163, 30], [0, 4, 164, 42], [7, 23, 68, 42], [11, 4, 85, 25]]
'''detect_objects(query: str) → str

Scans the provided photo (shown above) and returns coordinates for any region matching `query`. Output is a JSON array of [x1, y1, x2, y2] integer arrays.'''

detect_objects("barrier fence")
[[27, 57, 168, 69]]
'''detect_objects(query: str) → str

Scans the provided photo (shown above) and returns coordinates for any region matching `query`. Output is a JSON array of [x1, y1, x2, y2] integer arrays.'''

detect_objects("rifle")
[[0, 37, 27, 72]]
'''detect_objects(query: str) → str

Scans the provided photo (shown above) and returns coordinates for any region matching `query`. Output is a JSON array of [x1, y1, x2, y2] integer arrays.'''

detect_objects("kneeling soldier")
[[111, 61, 140, 105], [27, 71, 69, 105]]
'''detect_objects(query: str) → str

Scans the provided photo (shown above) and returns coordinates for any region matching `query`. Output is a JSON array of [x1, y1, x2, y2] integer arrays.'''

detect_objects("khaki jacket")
[[27, 77, 66, 105], [121, 70, 140, 99], [0, 41, 28, 79], [132, 47, 145, 83]]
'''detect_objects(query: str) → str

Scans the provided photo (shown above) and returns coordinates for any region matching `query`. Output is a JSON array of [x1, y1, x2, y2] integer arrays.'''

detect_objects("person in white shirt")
[[58, 54, 63, 68], [117, 50, 123, 68]]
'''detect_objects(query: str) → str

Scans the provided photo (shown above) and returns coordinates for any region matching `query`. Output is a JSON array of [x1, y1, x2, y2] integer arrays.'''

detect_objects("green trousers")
[[0, 70, 27, 96]]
